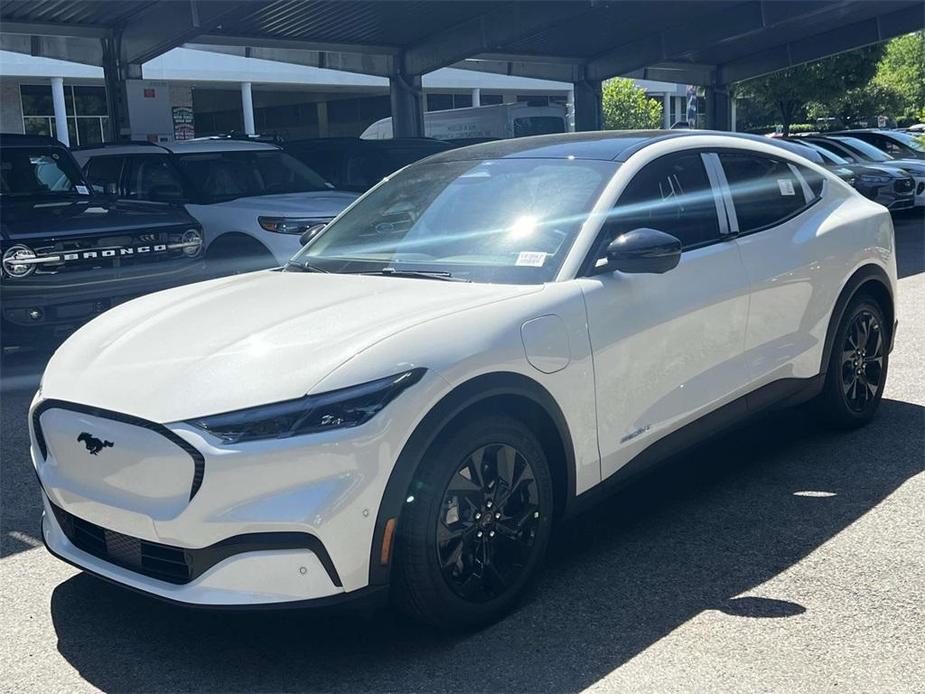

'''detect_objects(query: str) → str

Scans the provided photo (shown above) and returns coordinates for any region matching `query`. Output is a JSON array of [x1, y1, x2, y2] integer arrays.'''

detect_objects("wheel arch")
[[368, 371, 576, 586], [206, 231, 273, 257], [820, 263, 895, 376]]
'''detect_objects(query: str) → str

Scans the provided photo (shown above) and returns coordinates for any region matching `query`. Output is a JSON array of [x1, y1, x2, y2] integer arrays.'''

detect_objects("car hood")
[[208, 191, 358, 217], [0, 197, 196, 241], [41, 270, 541, 422], [846, 163, 909, 178], [877, 159, 925, 176]]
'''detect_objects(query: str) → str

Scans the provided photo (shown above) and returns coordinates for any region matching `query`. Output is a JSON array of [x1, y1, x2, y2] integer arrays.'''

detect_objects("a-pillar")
[[50, 77, 69, 146], [573, 79, 602, 132]]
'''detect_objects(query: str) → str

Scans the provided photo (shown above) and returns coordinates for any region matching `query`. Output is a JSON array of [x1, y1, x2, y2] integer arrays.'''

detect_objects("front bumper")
[[2, 260, 206, 346], [30, 371, 444, 607]]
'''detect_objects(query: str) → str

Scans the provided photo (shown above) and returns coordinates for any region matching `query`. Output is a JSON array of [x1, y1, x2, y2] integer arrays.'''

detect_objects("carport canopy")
[[1, 0, 922, 138]]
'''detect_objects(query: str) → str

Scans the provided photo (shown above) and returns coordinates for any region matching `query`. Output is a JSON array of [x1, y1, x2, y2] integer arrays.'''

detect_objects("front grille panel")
[[894, 178, 914, 193], [25, 229, 198, 276], [53, 504, 192, 584]]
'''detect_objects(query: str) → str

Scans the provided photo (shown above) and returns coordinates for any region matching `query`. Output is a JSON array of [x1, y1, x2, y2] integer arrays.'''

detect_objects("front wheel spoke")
[[864, 378, 879, 397], [868, 328, 883, 356]]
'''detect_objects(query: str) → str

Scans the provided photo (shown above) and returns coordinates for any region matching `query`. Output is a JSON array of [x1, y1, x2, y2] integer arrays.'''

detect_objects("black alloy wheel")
[[392, 415, 554, 628], [840, 309, 885, 413], [437, 443, 542, 602], [817, 295, 889, 428]]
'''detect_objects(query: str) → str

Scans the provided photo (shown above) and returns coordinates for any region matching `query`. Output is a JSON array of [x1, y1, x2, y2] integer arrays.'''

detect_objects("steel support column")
[[573, 80, 602, 132], [101, 34, 133, 141], [241, 82, 255, 135], [389, 69, 424, 138], [50, 77, 69, 146], [704, 84, 732, 131]]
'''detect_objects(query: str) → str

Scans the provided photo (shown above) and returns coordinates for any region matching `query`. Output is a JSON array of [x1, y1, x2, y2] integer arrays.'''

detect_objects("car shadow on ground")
[[893, 208, 923, 279], [47, 398, 924, 693]]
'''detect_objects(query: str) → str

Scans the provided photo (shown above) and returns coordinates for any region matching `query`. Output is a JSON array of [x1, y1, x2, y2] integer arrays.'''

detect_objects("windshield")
[[890, 131, 925, 153], [174, 149, 332, 202], [0, 147, 87, 198], [292, 158, 616, 283], [801, 141, 849, 165], [513, 116, 567, 137], [835, 137, 893, 162]]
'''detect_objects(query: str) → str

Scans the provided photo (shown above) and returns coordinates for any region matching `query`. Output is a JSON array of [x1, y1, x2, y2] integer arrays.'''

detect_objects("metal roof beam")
[[0, 21, 108, 40], [622, 63, 716, 86], [193, 33, 400, 57], [451, 58, 582, 83], [403, 2, 592, 76], [584, 0, 858, 82], [0, 33, 103, 66], [119, 0, 263, 66], [184, 44, 394, 77], [718, 4, 925, 83]]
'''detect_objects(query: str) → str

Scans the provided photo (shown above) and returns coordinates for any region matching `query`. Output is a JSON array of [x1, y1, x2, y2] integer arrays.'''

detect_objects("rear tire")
[[392, 414, 555, 629], [816, 295, 889, 429]]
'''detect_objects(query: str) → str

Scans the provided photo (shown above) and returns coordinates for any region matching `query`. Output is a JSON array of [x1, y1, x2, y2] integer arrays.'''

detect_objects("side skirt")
[[567, 375, 824, 517]]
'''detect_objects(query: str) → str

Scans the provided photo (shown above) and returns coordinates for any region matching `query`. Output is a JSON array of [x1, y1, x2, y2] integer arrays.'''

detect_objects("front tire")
[[817, 295, 889, 428], [392, 414, 555, 629]]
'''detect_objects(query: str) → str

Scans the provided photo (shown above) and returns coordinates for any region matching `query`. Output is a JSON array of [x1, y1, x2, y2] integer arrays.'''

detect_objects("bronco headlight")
[[180, 228, 203, 257], [858, 174, 891, 185], [187, 368, 426, 444]]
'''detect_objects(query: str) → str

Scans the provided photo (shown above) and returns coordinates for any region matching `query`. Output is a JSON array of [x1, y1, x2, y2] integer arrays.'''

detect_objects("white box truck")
[[361, 103, 569, 141]]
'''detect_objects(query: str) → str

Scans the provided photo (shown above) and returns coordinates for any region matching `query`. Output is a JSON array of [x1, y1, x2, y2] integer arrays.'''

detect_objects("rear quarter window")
[[719, 151, 820, 233]]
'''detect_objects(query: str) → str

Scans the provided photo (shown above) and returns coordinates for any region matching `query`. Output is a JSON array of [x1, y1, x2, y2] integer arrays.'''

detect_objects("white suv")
[[73, 140, 357, 272], [35, 131, 897, 627]]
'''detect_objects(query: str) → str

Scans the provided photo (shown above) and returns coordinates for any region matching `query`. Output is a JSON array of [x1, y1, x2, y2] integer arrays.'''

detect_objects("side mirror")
[[596, 228, 682, 275], [299, 223, 327, 246]]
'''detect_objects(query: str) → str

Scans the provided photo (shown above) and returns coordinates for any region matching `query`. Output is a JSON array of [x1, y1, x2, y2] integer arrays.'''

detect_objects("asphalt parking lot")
[[1, 211, 922, 694]]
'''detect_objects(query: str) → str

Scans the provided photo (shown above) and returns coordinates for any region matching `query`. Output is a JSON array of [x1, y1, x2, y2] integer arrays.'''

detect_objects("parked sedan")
[[802, 135, 925, 206], [786, 138, 915, 210], [831, 129, 925, 160], [34, 131, 896, 628]]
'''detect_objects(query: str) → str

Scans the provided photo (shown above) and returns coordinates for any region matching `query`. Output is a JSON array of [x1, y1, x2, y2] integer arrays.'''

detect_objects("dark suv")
[[1, 134, 205, 349]]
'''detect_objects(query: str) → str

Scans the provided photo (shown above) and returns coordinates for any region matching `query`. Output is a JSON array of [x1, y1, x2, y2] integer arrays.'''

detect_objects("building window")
[[426, 93, 476, 112], [480, 94, 503, 106], [20, 84, 109, 145]]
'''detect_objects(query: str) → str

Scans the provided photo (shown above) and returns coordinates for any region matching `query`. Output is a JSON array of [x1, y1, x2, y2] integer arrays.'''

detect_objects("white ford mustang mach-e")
[[32, 131, 897, 627]]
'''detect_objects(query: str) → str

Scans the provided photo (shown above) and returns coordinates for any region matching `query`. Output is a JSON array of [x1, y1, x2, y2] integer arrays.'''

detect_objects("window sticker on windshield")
[[777, 179, 796, 196], [76, 185, 90, 195], [516, 251, 547, 267]]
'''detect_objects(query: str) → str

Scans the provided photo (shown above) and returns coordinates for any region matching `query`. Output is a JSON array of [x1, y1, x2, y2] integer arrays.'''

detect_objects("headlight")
[[258, 217, 329, 237], [186, 368, 426, 444], [180, 228, 203, 257], [858, 174, 891, 185], [2, 245, 37, 278]]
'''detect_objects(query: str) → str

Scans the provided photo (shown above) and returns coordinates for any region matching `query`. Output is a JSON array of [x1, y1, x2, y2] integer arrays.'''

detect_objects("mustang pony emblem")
[[77, 432, 113, 455]]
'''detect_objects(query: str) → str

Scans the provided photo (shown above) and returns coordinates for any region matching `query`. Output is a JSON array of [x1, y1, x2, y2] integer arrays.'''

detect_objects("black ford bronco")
[[1, 134, 206, 350]]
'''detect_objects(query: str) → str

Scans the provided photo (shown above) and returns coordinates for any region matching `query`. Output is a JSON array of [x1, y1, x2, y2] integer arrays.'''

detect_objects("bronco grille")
[[52, 504, 192, 584], [6, 229, 199, 278]]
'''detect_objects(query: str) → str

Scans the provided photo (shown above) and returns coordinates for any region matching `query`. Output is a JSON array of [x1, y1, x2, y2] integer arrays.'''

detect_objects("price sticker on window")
[[516, 251, 547, 267], [777, 179, 796, 196]]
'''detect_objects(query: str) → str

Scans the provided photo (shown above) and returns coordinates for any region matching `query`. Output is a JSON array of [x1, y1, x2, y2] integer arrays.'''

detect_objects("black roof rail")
[[70, 140, 167, 151]]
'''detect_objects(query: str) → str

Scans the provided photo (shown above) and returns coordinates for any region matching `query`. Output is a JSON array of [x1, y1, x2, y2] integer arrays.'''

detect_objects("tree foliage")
[[737, 45, 885, 134], [602, 78, 663, 130], [873, 31, 925, 120]]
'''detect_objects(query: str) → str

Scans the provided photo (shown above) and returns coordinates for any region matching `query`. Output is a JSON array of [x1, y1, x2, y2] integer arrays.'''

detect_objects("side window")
[[718, 152, 807, 233], [795, 163, 825, 199], [84, 156, 124, 194], [126, 155, 186, 201], [612, 152, 722, 248]]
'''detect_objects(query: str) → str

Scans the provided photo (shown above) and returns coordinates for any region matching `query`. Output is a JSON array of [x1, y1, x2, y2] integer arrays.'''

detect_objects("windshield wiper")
[[354, 268, 471, 282], [284, 259, 329, 273]]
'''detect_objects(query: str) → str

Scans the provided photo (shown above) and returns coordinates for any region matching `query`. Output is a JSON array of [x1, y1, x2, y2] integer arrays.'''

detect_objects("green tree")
[[874, 31, 925, 120], [737, 44, 885, 135], [601, 78, 663, 130], [809, 83, 903, 127]]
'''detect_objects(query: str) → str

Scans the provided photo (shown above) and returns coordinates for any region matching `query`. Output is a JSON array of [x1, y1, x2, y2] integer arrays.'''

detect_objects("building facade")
[[0, 47, 690, 145]]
